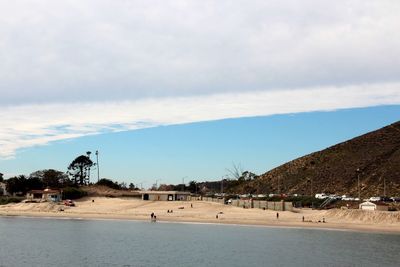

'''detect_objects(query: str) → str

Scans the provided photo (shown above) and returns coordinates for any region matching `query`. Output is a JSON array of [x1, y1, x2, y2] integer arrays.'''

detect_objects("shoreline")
[[1, 197, 399, 234], [1, 212, 398, 235]]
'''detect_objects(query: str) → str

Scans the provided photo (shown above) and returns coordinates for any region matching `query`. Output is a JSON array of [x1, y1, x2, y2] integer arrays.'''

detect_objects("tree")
[[30, 169, 69, 188], [240, 171, 258, 181], [0, 173, 4, 182], [67, 155, 93, 185], [226, 163, 243, 180], [119, 182, 127, 190], [25, 177, 43, 190], [187, 180, 198, 194], [128, 183, 135, 190], [6, 175, 28, 195]]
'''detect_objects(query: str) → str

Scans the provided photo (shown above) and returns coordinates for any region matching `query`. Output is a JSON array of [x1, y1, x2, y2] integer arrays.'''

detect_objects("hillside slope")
[[238, 121, 400, 197]]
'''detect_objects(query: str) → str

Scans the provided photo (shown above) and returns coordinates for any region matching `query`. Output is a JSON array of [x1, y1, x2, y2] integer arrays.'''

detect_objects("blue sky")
[[1, 1, 400, 187], [1, 105, 399, 187]]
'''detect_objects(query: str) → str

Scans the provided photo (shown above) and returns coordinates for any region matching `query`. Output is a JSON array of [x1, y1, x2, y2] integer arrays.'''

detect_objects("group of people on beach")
[[302, 216, 326, 223], [150, 212, 157, 222]]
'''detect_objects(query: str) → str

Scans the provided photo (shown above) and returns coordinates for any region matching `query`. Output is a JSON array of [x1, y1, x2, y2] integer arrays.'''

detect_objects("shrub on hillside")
[[62, 187, 87, 200], [96, 178, 121, 190], [0, 197, 23, 205]]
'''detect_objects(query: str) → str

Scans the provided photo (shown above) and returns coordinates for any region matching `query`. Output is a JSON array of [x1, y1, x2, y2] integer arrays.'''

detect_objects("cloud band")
[[1, 83, 399, 158]]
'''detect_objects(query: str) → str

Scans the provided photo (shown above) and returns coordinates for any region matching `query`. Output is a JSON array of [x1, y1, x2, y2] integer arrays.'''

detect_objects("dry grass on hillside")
[[322, 209, 400, 224], [82, 185, 140, 197]]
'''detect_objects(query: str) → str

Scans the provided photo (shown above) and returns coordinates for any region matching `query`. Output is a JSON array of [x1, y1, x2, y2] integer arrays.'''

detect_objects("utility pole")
[[155, 179, 161, 190], [356, 168, 361, 201], [221, 177, 224, 195], [384, 176, 386, 196], [86, 151, 92, 184], [277, 176, 280, 194], [95, 150, 100, 183], [181, 176, 187, 191]]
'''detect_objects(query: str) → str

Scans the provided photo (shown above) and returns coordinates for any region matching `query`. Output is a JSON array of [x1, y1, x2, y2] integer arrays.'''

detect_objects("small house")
[[26, 188, 62, 202], [359, 201, 388, 211]]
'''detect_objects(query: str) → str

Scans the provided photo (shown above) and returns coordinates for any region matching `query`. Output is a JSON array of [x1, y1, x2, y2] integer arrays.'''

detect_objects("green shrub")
[[96, 178, 121, 190], [0, 197, 23, 205], [62, 187, 87, 200]]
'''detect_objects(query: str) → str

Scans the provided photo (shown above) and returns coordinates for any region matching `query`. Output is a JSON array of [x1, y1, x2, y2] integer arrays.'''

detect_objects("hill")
[[233, 121, 400, 197]]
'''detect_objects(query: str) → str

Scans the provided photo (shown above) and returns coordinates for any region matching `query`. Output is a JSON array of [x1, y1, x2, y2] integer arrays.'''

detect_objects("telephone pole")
[[356, 168, 361, 200], [95, 150, 100, 182]]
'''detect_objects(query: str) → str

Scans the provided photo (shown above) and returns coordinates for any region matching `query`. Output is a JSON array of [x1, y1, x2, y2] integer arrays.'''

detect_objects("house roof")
[[360, 201, 388, 206], [28, 189, 61, 194], [360, 201, 376, 206]]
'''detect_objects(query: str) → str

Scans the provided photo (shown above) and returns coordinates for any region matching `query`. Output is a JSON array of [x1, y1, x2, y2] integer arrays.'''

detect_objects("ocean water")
[[0, 217, 399, 267]]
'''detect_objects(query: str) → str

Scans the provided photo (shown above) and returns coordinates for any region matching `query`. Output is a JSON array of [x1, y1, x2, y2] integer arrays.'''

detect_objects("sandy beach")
[[1, 197, 399, 233]]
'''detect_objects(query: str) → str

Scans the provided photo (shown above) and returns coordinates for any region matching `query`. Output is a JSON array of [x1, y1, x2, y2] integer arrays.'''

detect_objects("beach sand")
[[1, 197, 399, 233]]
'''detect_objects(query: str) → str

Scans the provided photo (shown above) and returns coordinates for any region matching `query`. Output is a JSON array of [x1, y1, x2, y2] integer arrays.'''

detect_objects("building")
[[141, 191, 191, 201], [359, 201, 388, 211], [26, 188, 62, 202], [0, 182, 8, 196]]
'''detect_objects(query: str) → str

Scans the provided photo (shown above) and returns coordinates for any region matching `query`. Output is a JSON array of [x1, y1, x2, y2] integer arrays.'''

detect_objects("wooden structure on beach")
[[141, 191, 191, 201], [359, 201, 388, 211]]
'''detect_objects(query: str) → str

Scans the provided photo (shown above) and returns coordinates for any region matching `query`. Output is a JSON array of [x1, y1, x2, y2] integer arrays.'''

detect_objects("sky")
[[1, 1, 400, 186]]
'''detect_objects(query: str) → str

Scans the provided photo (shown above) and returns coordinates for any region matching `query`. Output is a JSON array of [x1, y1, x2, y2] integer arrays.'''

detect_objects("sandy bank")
[[1, 197, 399, 233]]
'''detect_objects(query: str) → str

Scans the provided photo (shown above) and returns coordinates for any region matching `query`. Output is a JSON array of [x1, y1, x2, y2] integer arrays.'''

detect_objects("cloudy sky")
[[1, 1, 400, 182]]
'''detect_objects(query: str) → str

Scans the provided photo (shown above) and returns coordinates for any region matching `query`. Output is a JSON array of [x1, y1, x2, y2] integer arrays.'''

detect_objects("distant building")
[[141, 191, 191, 201], [359, 201, 388, 211], [26, 188, 62, 202], [0, 182, 8, 196]]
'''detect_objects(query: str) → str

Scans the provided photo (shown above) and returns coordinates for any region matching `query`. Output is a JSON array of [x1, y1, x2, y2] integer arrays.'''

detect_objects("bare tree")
[[225, 162, 243, 180]]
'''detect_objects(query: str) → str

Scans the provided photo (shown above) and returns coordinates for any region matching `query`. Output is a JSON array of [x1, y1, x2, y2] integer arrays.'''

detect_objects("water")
[[0, 217, 399, 267]]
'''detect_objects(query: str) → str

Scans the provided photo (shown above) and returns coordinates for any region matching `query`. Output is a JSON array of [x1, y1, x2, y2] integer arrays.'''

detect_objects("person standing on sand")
[[276, 212, 279, 219]]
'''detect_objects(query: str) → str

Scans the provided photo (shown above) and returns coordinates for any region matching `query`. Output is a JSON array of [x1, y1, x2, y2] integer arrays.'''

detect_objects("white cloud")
[[1, 1, 400, 158], [0, 1, 400, 104], [1, 83, 399, 158]]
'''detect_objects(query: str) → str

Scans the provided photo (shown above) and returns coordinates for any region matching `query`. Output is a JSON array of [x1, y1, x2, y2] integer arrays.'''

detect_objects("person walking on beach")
[[276, 212, 279, 219]]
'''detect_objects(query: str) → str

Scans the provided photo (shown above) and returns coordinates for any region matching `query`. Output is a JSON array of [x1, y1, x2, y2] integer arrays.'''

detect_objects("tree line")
[[1, 153, 138, 196]]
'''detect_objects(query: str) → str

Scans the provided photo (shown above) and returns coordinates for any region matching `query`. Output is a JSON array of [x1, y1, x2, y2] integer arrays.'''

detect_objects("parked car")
[[315, 193, 329, 199], [369, 196, 381, 202], [64, 199, 75, 206], [390, 197, 400, 203]]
